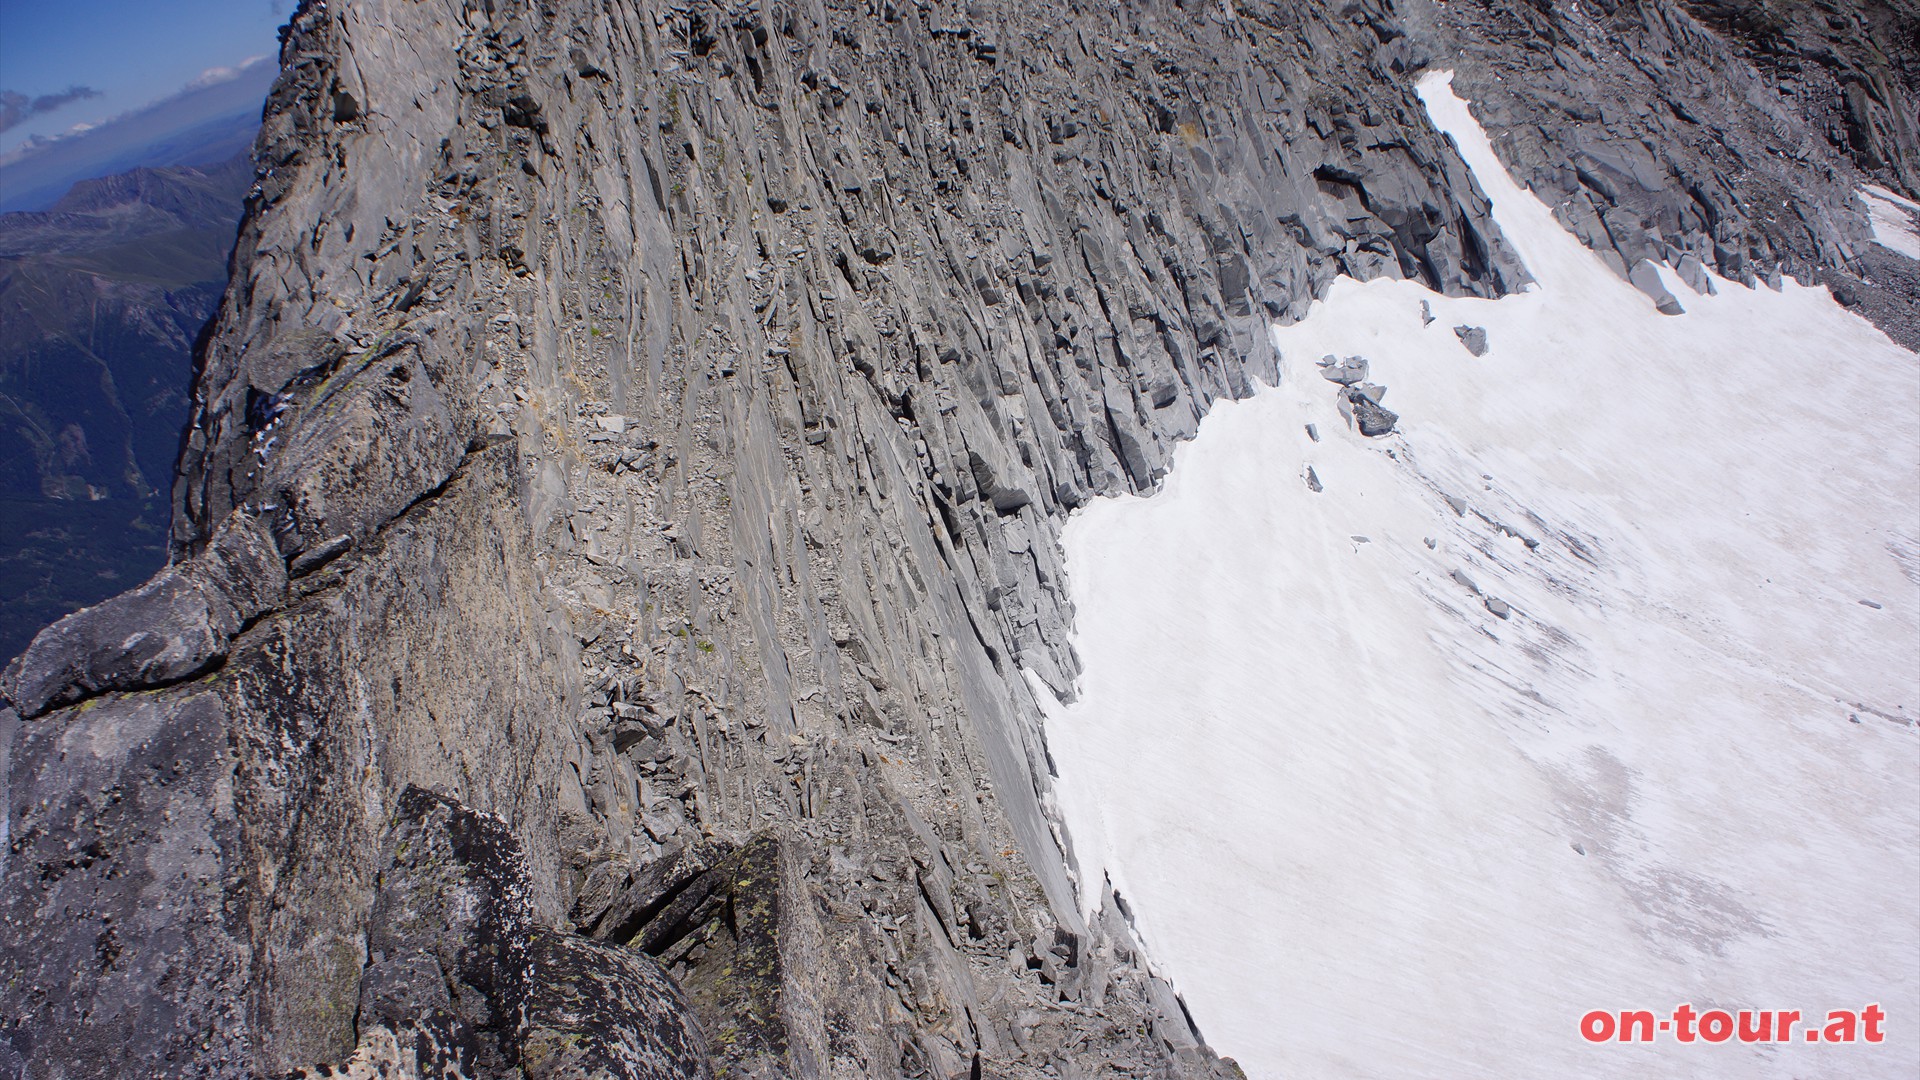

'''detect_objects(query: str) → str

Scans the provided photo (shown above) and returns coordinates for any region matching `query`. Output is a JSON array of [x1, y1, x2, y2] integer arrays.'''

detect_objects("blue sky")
[[0, 0, 286, 153]]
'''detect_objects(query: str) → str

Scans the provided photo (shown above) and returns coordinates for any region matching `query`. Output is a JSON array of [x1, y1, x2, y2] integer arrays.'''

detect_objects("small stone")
[[595, 415, 628, 434], [1450, 569, 1481, 595], [501, 93, 547, 132], [289, 534, 352, 576], [1858, 599, 1883, 609], [570, 47, 609, 79], [1423, 537, 1437, 549], [1484, 597, 1512, 619], [1304, 466, 1323, 493], [1305, 423, 1319, 442], [1420, 300, 1435, 326], [1452, 324, 1488, 356], [1316, 354, 1369, 385], [642, 811, 682, 841]]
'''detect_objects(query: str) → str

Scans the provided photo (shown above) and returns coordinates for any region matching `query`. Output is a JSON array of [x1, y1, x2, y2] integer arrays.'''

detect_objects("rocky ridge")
[[1425, 0, 1920, 346], [1, 1, 1911, 1078]]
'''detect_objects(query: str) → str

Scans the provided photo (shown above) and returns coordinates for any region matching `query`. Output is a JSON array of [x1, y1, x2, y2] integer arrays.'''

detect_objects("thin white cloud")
[[0, 55, 275, 167], [184, 55, 272, 92]]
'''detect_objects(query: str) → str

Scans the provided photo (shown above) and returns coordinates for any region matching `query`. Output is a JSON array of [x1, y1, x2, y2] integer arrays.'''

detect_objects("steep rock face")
[[5, 2, 1520, 1075], [292, 786, 712, 1079], [1422, 0, 1920, 344], [0, 1, 1908, 1079], [1, 441, 584, 1075]]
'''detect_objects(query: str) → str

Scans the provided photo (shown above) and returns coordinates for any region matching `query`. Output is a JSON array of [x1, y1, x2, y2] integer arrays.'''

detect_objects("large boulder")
[[0, 511, 284, 718], [304, 786, 713, 1079], [1341, 386, 1401, 437]]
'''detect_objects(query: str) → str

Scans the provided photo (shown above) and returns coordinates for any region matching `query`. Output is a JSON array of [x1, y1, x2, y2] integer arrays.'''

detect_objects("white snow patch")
[[1861, 184, 1920, 260], [1035, 72, 1920, 1080]]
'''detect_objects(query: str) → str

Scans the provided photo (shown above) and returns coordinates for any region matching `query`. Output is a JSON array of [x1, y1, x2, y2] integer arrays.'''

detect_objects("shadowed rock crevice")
[[294, 785, 712, 1079]]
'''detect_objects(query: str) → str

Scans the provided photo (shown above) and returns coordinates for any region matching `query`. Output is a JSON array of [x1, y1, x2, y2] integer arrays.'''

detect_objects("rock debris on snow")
[[1316, 354, 1370, 385], [1453, 324, 1489, 356], [1038, 73, 1919, 1080], [1342, 386, 1399, 437]]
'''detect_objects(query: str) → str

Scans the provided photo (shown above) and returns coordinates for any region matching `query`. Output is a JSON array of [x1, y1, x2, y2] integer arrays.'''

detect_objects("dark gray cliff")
[[1, 0, 1910, 1078], [1422, 0, 1920, 345]]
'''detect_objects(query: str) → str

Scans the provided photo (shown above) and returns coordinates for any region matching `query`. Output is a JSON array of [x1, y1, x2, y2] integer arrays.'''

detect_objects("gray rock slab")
[[1345, 387, 1400, 437], [1317, 354, 1370, 385], [1453, 324, 1489, 356], [1629, 259, 1687, 316]]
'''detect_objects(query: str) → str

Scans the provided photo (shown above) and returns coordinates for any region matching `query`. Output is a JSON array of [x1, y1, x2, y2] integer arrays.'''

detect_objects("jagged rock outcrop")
[[1, 0, 1910, 1078], [1, 439, 581, 1076], [1, 509, 283, 718], [1421, 0, 1920, 345], [297, 786, 712, 1079]]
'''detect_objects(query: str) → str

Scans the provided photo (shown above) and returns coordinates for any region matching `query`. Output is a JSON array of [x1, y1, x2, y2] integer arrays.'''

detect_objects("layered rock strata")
[[1424, 0, 1920, 346]]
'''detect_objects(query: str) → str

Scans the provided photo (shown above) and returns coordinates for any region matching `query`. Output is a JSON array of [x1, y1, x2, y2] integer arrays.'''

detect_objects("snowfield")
[[1862, 184, 1920, 260], [1032, 73, 1920, 1079]]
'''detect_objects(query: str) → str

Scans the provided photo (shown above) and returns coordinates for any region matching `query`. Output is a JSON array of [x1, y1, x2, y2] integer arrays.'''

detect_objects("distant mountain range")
[[0, 152, 252, 661], [0, 58, 274, 214]]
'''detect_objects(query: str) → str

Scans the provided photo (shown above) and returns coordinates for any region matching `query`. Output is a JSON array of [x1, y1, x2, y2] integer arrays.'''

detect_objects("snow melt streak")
[[1035, 74, 1920, 1080]]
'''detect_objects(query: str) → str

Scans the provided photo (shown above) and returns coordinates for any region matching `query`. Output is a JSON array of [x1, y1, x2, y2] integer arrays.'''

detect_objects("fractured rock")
[[315, 786, 712, 1078], [1453, 324, 1489, 356], [1628, 259, 1686, 315], [0, 511, 285, 718], [1342, 386, 1400, 437], [1675, 253, 1715, 295], [1316, 354, 1370, 385]]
